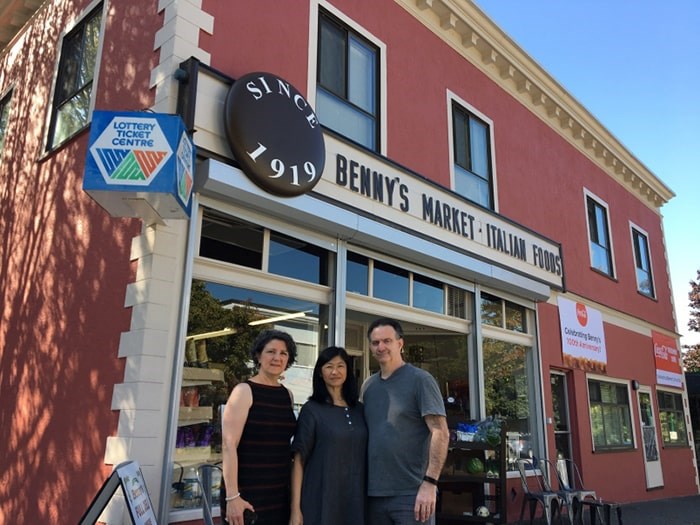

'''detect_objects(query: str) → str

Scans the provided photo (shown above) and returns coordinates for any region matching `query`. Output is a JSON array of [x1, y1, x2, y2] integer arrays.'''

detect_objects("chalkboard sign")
[[79, 460, 158, 525]]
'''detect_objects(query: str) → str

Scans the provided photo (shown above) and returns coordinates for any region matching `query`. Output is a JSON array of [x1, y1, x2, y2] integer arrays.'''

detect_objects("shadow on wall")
[[0, 2, 163, 523]]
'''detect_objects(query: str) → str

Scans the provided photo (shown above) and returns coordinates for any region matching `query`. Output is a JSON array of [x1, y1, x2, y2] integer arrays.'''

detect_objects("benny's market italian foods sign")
[[314, 134, 564, 289]]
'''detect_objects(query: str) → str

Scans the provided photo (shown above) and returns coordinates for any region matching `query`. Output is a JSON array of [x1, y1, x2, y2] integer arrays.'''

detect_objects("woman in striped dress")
[[221, 330, 297, 525]]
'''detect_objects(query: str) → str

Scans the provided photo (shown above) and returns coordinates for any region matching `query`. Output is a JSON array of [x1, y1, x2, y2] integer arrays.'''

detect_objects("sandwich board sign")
[[83, 111, 195, 222], [78, 460, 157, 525]]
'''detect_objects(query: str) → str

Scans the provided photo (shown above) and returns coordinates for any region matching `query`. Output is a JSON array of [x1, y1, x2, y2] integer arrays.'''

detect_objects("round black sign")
[[224, 72, 325, 197]]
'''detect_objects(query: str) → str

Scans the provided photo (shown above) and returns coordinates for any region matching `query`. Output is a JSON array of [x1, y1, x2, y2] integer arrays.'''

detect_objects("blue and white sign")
[[83, 111, 195, 220]]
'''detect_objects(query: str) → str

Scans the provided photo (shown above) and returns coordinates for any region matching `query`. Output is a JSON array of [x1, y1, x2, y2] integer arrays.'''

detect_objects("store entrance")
[[344, 310, 472, 421]]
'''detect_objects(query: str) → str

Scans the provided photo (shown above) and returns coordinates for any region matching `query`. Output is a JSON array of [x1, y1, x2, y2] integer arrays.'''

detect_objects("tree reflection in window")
[[483, 338, 532, 465]]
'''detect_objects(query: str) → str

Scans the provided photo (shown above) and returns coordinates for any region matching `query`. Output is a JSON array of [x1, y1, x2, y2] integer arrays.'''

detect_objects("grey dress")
[[291, 401, 367, 525]]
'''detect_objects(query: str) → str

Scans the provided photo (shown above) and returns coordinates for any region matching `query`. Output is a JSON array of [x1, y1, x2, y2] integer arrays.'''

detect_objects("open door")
[[637, 386, 664, 489]]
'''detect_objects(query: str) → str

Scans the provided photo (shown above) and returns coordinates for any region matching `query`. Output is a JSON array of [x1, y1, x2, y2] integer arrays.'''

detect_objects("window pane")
[[505, 302, 526, 332], [0, 94, 11, 152], [481, 293, 502, 327], [469, 118, 489, 179], [269, 232, 328, 285], [591, 243, 612, 275], [347, 252, 369, 295], [80, 15, 101, 86], [483, 338, 532, 470], [348, 36, 376, 113], [453, 109, 468, 169], [52, 86, 92, 146], [455, 165, 490, 208], [373, 260, 409, 304], [317, 87, 375, 149], [319, 16, 345, 95], [199, 210, 264, 269], [55, 31, 83, 103], [633, 230, 654, 296], [413, 274, 444, 314]]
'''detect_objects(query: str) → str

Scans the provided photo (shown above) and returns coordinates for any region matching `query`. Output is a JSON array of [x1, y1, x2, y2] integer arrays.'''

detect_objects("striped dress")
[[231, 381, 296, 524]]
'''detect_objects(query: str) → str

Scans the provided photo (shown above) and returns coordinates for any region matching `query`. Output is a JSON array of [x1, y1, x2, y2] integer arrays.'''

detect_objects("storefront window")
[[481, 293, 503, 327], [373, 260, 409, 304], [347, 252, 369, 294], [588, 379, 633, 450], [171, 280, 326, 512], [199, 210, 263, 268], [657, 390, 688, 446], [269, 232, 329, 285], [483, 338, 533, 470], [413, 274, 444, 314]]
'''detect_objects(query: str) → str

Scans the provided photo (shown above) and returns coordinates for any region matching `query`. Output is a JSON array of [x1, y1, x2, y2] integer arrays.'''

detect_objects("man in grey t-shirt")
[[361, 317, 449, 524]]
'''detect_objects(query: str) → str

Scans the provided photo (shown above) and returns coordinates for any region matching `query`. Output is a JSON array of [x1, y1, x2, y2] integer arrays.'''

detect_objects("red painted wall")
[[0, 1, 158, 522]]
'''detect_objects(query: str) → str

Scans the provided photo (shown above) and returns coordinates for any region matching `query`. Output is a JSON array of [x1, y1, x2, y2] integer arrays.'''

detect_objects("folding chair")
[[516, 458, 564, 525]]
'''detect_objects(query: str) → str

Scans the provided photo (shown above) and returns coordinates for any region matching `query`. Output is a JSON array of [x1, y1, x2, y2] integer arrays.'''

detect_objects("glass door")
[[638, 387, 664, 488], [551, 371, 576, 488]]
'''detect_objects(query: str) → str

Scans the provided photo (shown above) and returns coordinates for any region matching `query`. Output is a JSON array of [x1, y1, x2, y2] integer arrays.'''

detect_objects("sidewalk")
[[512, 494, 700, 524], [619, 494, 700, 525]]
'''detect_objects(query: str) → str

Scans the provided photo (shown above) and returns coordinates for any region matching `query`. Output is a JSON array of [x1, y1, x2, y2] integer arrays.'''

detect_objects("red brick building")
[[1, 1, 696, 523]]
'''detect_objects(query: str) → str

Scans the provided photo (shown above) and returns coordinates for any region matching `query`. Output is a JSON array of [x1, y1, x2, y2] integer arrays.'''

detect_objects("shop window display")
[[657, 390, 688, 446], [482, 338, 533, 470]]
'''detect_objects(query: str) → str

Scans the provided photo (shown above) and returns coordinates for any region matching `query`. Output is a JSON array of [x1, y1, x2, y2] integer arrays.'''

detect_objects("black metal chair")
[[516, 458, 564, 525]]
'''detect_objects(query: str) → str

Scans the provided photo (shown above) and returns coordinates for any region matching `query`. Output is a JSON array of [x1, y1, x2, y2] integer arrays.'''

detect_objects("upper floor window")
[[316, 9, 379, 151], [0, 91, 11, 154], [586, 194, 614, 277], [631, 226, 655, 298], [452, 102, 493, 209], [47, 4, 102, 150]]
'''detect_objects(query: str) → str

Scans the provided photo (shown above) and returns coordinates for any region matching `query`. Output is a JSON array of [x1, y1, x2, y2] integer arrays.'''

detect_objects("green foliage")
[[187, 280, 263, 391], [683, 346, 700, 372], [683, 270, 700, 371]]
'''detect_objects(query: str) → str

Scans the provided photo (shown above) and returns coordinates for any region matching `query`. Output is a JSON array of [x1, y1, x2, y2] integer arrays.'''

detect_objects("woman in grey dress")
[[290, 346, 367, 525]]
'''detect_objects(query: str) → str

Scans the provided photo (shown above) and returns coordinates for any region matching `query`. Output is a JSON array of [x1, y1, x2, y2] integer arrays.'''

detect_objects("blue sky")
[[474, 0, 700, 347]]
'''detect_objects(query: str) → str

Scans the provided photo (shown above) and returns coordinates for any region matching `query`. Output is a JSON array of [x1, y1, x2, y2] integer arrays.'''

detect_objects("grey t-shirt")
[[362, 363, 446, 496]]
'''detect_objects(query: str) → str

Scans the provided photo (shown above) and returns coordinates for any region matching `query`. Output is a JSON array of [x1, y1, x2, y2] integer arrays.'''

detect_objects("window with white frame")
[[452, 102, 493, 209], [481, 292, 536, 470], [657, 390, 688, 446], [588, 378, 633, 450], [316, 8, 379, 151], [47, 3, 103, 150], [631, 226, 655, 298], [0, 91, 11, 154], [586, 194, 614, 277]]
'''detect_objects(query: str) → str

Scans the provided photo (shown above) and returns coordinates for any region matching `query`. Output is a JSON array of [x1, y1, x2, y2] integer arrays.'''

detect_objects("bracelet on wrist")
[[423, 475, 439, 485], [225, 492, 241, 502]]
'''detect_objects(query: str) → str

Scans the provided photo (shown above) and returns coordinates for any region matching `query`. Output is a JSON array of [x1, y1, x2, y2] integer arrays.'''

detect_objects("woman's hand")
[[226, 495, 254, 525], [289, 508, 303, 525]]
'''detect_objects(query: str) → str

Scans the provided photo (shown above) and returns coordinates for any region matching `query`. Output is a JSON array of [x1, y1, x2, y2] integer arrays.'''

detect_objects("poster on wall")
[[558, 297, 607, 372], [652, 331, 683, 388]]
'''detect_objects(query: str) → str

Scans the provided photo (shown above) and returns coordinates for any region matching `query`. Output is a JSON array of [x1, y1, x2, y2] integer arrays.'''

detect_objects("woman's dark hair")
[[309, 346, 359, 407], [366, 317, 404, 340], [250, 329, 296, 369]]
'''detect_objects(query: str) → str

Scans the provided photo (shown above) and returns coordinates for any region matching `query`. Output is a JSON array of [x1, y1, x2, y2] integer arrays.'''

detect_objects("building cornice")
[[397, 0, 674, 210]]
